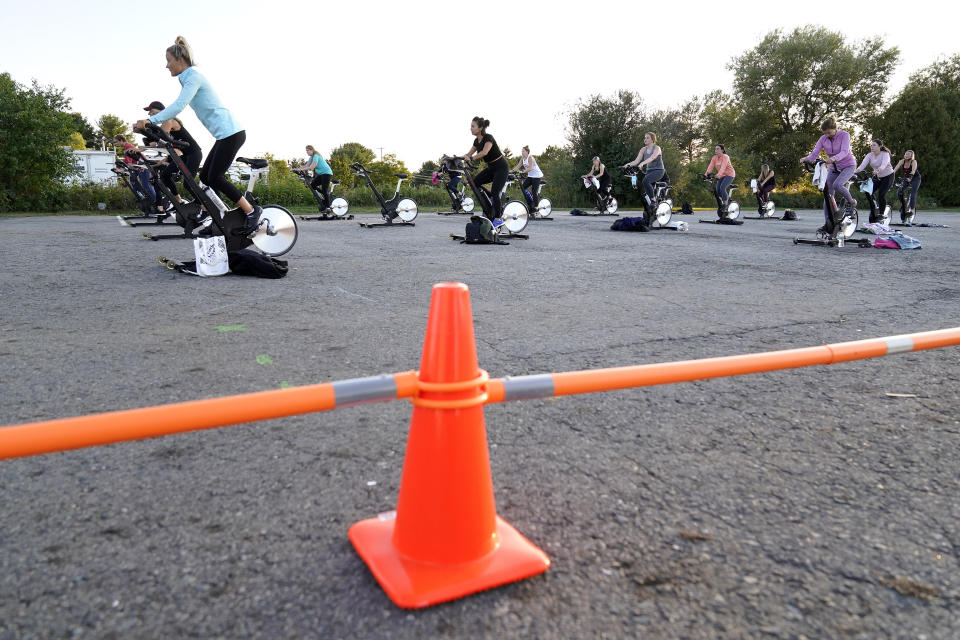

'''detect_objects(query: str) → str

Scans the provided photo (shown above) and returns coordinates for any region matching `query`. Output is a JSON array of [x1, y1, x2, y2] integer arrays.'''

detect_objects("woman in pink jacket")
[[801, 116, 857, 230], [703, 144, 736, 211]]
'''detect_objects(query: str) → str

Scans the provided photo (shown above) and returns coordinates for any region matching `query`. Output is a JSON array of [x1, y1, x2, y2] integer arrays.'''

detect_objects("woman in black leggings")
[[460, 116, 509, 224], [136, 36, 261, 234]]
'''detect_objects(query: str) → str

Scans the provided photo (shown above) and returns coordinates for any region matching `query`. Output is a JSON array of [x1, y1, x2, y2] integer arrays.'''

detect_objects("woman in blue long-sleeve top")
[[136, 36, 260, 234]]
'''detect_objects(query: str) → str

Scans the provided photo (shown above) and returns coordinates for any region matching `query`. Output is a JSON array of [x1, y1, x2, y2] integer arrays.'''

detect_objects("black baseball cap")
[[143, 101, 165, 111]]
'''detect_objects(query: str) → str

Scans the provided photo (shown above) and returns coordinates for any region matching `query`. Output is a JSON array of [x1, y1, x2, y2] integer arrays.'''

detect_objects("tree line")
[[2, 25, 958, 212]]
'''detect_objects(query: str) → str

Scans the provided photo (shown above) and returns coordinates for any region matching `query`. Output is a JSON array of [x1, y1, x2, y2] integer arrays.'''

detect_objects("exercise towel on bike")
[[812, 163, 829, 189], [193, 236, 230, 277]]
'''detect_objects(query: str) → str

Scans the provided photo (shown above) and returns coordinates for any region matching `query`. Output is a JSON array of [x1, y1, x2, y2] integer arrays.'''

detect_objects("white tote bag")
[[193, 235, 230, 277]]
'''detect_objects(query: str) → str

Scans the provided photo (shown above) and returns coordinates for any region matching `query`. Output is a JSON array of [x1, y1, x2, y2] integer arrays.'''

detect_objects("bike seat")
[[540, 180, 548, 186], [331, 179, 340, 185], [728, 184, 739, 191], [237, 157, 268, 169], [395, 173, 408, 179]]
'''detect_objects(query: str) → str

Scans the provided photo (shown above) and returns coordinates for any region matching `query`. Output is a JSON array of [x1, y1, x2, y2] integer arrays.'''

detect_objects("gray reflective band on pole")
[[885, 336, 914, 355], [333, 374, 398, 407], [501, 375, 555, 401]]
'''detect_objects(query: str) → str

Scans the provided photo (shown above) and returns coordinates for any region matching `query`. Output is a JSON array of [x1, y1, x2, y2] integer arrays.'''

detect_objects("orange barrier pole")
[[0, 372, 419, 461], [484, 327, 960, 403], [3, 325, 959, 461]]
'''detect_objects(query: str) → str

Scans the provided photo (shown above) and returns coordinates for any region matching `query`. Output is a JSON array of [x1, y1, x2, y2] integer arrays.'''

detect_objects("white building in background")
[[67, 149, 118, 184]]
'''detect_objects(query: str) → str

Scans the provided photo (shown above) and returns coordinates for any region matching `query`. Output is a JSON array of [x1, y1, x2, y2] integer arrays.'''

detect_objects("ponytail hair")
[[522, 145, 530, 152], [821, 115, 837, 131], [472, 116, 490, 131], [166, 36, 195, 67], [872, 139, 891, 155]]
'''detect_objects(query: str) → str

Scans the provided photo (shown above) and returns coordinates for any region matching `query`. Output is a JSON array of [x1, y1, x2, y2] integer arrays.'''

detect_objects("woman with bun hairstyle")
[[856, 139, 895, 223], [801, 115, 857, 231], [460, 116, 509, 224], [892, 150, 922, 217], [583, 156, 611, 198], [135, 36, 261, 234], [621, 132, 664, 212]]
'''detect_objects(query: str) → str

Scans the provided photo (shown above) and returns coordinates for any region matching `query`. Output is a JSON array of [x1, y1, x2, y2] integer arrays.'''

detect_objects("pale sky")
[[3, 0, 955, 170]]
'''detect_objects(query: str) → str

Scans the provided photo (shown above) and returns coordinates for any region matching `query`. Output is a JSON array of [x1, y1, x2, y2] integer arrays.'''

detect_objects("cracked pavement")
[[1, 210, 958, 639]]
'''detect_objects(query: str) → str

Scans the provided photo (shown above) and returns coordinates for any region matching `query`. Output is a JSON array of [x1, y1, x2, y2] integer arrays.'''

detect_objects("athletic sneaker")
[[244, 205, 263, 236], [492, 218, 504, 228]]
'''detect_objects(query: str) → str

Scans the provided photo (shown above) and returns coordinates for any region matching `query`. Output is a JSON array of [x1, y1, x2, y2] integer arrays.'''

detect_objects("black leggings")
[[198, 130, 246, 204], [157, 150, 202, 202], [474, 159, 509, 220], [597, 173, 611, 196], [310, 173, 332, 209], [522, 176, 541, 205], [756, 181, 775, 206], [872, 174, 894, 218]]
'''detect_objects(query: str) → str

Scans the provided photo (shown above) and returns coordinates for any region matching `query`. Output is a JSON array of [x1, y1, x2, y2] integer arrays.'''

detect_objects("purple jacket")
[[805, 130, 856, 170]]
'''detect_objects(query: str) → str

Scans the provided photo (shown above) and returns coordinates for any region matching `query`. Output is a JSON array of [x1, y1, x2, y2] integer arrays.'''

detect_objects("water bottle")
[[631, 175, 637, 188], [202, 185, 229, 214]]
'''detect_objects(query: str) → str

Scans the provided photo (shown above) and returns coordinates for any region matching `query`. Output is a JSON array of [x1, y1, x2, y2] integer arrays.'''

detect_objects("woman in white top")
[[512, 145, 544, 210], [856, 139, 895, 223]]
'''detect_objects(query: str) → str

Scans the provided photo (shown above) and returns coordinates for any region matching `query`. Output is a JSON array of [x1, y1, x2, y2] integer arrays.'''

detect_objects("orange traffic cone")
[[349, 282, 550, 609]]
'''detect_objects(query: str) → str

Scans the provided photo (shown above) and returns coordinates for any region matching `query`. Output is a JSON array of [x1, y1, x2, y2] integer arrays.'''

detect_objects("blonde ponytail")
[[166, 36, 194, 67]]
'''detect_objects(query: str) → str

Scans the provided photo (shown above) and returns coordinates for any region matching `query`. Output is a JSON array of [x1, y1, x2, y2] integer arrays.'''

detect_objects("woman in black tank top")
[[893, 150, 922, 214], [461, 116, 509, 222], [146, 101, 203, 210]]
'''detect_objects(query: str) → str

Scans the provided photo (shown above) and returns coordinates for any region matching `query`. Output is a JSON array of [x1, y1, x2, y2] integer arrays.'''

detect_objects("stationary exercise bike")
[[135, 123, 298, 256], [793, 160, 867, 248], [895, 177, 919, 225], [114, 157, 174, 226], [511, 172, 552, 219], [749, 178, 777, 218], [855, 173, 891, 226], [622, 166, 676, 228], [350, 162, 418, 228], [444, 155, 529, 241], [434, 155, 474, 214], [293, 168, 351, 221], [698, 173, 742, 223], [578, 174, 618, 215]]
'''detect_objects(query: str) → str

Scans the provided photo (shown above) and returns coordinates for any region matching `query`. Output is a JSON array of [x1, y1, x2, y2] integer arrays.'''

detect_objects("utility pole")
[[377, 147, 384, 161]]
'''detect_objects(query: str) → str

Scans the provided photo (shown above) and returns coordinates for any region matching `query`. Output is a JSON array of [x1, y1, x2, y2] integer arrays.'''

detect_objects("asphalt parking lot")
[[1, 208, 958, 638]]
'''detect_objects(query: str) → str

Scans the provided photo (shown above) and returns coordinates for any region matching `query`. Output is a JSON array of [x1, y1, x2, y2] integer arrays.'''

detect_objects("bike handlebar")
[[135, 122, 191, 151]]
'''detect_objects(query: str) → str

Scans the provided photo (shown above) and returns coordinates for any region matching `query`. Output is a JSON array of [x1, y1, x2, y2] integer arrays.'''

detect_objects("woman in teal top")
[[135, 36, 260, 234], [297, 145, 334, 212]]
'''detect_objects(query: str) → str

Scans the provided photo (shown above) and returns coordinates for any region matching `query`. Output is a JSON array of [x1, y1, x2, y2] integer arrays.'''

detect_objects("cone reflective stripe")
[[348, 282, 550, 609]]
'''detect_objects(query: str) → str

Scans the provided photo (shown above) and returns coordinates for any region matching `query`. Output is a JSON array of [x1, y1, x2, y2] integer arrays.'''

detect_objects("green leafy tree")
[[0, 72, 76, 211], [328, 142, 376, 188], [729, 25, 899, 183], [648, 97, 705, 164], [69, 112, 98, 148], [366, 153, 409, 190], [67, 132, 86, 150], [566, 90, 648, 166], [97, 114, 132, 145], [871, 55, 960, 205]]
